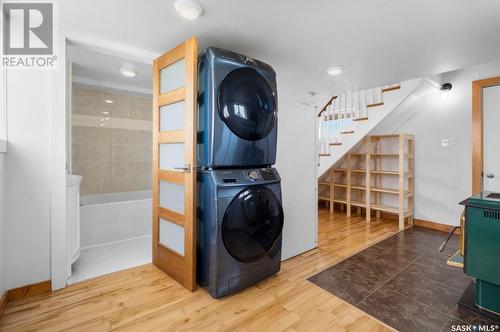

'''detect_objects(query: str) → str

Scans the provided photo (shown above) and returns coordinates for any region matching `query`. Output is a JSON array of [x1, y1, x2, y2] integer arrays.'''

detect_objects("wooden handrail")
[[317, 96, 337, 117]]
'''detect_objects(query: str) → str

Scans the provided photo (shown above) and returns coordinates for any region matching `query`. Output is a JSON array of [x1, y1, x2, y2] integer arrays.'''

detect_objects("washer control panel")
[[211, 168, 280, 185]]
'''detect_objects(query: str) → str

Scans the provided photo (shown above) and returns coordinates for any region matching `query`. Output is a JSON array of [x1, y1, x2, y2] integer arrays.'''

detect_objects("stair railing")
[[317, 83, 400, 157]]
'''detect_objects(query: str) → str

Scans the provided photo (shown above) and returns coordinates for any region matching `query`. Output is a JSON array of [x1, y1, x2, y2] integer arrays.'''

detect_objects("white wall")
[[0, 153, 5, 294], [276, 100, 317, 260], [3, 70, 52, 289], [372, 59, 500, 226]]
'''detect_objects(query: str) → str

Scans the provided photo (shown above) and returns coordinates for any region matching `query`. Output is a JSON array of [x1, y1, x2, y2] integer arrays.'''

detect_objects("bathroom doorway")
[[66, 44, 154, 284]]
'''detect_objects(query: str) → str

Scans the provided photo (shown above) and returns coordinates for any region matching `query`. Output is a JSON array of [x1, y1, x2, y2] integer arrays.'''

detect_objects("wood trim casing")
[[6, 280, 52, 303], [0, 291, 7, 319], [472, 76, 500, 194], [413, 218, 460, 234]]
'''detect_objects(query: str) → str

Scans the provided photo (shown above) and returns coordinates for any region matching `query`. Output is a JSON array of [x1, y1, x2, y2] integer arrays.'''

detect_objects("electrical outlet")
[[442, 138, 457, 148]]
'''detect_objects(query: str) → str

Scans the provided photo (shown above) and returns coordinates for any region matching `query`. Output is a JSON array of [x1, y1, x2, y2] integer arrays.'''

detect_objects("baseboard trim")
[[6, 280, 52, 303], [0, 291, 7, 320], [413, 218, 460, 234]]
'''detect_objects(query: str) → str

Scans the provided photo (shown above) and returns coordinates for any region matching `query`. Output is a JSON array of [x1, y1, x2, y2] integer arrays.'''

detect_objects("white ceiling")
[[68, 45, 152, 94], [61, 0, 500, 104]]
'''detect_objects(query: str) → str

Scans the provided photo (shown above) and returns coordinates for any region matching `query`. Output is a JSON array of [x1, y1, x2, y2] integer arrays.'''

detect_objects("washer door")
[[218, 68, 277, 141], [222, 186, 283, 263]]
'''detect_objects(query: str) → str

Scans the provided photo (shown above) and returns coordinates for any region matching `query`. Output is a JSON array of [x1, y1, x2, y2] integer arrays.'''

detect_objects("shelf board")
[[351, 185, 366, 190], [318, 181, 331, 186], [351, 200, 366, 207], [318, 196, 331, 201], [352, 169, 366, 173], [333, 168, 347, 172], [333, 198, 347, 204], [348, 153, 413, 159], [370, 187, 413, 197], [370, 170, 400, 175], [371, 203, 411, 216], [334, 183, 347, 188]]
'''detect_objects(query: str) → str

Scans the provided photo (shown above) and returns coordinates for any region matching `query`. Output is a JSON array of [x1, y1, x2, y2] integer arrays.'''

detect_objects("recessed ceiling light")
[[174, 0, 203, 20], [104, 99, 114, 104], [100, 118, 105, 122], [120, 67, 136, 77], [102, 111, 110, 115], [327, 65, 344, 76], [99, 123, 105, 127]]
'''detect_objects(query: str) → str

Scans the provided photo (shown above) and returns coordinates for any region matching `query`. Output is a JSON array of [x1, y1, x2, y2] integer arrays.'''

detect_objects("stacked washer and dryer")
[[196, 47, 283, 298]]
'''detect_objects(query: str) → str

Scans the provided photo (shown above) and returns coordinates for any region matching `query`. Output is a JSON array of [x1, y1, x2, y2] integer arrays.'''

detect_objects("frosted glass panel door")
[[152, 37, 197, 292]]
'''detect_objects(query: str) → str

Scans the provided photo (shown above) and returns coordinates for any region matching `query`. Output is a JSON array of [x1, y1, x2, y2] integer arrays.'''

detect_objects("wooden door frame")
[[472, 76, 500, 194], [51, 34, 159, 291]]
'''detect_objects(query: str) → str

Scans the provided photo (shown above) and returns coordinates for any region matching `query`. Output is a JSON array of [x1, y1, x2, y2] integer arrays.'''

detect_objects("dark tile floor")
[[308, 226, 500, 332]]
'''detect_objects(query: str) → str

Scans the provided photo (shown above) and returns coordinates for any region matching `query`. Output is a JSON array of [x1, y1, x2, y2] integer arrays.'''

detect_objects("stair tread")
[[367, 102, 384, 108], [382, 85, 401, 92], [353, 117, 369, 122]]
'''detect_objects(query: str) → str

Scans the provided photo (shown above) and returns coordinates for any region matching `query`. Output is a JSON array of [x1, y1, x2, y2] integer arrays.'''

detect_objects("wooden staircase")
[[317, 84, 401, 156]]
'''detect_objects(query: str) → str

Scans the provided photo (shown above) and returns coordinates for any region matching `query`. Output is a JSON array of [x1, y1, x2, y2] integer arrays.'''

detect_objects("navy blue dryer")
[[197, 168, 283, 298], [197, 47, 278, 168]]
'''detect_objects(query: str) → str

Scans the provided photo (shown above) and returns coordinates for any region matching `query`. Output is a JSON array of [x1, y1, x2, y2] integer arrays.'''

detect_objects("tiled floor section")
[[68, 235, 152, 284], [309, 226, 499, 332]]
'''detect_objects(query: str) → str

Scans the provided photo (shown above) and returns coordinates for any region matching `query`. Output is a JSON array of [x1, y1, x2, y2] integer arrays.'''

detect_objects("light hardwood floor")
[[0, 209, 404, 331]]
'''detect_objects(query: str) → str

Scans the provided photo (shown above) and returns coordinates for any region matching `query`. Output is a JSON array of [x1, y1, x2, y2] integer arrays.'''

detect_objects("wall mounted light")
[[440, 83, 452, 100]]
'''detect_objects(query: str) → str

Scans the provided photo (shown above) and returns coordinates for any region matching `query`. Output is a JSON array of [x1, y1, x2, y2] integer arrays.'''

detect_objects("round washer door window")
[[218, 68, 277, 141], [222, 186, 283, 263]]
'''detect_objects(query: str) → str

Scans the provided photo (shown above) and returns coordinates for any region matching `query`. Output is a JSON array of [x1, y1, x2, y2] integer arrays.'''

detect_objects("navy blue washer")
[[197, 168, 283, 298]]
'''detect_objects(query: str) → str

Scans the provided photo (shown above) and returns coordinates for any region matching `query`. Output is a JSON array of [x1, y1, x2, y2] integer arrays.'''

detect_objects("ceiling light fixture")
[[102, 111, 110, 115], [174, 0, 203, 20], [326, 65, 344, 76], [104, 99, 114, 104], [120, 67, 136, 78], [440, 83, 452, 100]]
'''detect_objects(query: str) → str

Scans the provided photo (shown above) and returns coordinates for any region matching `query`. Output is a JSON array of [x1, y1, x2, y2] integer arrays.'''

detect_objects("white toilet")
[[66, 174, 82, 279]]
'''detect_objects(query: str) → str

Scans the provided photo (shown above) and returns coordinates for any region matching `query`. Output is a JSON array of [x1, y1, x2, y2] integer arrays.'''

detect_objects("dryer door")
[[218, 68, 277, 141], [222, 186, 283, 263]]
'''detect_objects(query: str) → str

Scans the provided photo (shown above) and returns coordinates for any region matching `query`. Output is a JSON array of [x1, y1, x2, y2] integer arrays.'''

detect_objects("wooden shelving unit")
[[319, 134, 414, 229]]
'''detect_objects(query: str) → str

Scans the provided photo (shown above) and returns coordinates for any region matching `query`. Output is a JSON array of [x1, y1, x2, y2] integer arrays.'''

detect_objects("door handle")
[[174, 164, 191, 173], [486, 173, 495, 179]]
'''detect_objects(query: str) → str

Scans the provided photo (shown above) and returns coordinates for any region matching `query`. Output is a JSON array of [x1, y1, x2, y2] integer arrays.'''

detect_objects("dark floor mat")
[[308, 226, 498, 332]]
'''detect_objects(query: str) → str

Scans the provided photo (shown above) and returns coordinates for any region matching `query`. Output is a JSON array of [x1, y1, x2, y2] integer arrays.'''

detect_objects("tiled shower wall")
[[71, 86, 153, 196]]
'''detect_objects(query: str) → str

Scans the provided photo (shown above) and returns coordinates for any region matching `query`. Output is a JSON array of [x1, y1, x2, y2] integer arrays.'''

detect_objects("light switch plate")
[[442, 138, 457, 148]]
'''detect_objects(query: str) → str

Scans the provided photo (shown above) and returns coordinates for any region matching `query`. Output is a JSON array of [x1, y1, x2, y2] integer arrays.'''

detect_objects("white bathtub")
[[80, 190, 152, 249]]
